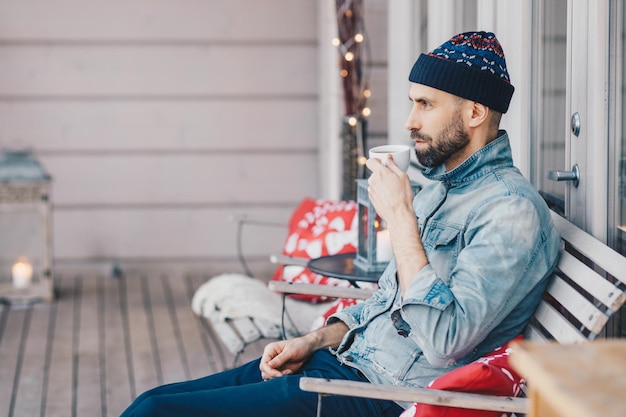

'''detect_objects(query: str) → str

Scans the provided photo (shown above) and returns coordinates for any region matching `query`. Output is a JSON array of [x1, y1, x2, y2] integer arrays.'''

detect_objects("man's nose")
[[405, 108, 420, 131]]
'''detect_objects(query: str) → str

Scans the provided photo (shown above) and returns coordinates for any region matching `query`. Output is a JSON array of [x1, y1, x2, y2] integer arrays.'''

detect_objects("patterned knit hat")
[[408, 31, 515, 113]]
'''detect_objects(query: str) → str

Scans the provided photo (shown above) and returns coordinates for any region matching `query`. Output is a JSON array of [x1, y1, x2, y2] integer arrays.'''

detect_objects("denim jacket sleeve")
[[327, 277, 389, 330]]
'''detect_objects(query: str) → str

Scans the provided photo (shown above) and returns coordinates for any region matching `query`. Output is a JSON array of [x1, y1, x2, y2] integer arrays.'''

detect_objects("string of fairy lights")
[[333, 0, 371, 127], [333, 0, 372, 194]]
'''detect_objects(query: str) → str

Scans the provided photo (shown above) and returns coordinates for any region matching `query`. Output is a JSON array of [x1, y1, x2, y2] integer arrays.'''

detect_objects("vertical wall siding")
[[0, 1, 319, 276]]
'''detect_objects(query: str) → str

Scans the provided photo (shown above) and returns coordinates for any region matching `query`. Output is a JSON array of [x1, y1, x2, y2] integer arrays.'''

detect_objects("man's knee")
[[123, 395, 162, 417]]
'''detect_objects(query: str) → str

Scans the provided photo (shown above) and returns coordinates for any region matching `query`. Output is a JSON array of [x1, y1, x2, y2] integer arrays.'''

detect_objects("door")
[[531, 0, 609, 234], [531, 0, 568, 216], [533, 0, 625, 337]]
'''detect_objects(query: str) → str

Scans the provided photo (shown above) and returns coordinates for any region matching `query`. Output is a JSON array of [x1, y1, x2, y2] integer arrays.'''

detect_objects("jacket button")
[[345, 355, 354, 362], [397, 330, 408, 337]]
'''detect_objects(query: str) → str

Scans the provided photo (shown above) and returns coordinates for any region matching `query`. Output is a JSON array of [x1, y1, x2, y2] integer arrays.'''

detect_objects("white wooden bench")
[[270, 210, 626, 416]]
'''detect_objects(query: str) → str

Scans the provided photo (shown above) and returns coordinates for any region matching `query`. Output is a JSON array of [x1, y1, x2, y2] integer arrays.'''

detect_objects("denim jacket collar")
[[422, 130, 513, 186]]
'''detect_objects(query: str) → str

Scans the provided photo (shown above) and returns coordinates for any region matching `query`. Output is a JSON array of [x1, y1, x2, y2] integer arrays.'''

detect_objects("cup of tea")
[[368, 145, 411, 172]]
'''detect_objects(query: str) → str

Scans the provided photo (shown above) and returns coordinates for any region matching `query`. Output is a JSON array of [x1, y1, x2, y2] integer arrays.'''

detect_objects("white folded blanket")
[[191, 273, 329, 334]]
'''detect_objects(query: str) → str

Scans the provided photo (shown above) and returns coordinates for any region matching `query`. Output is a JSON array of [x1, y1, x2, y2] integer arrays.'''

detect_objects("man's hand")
[[366, 155, 429, 295], [366, 155, 414, 222], [259, 322, 349, 380], [259, 335, 316, 380]]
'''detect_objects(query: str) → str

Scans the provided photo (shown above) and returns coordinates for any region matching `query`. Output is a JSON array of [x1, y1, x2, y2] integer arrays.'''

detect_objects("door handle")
[[548, 164, 580, 187]]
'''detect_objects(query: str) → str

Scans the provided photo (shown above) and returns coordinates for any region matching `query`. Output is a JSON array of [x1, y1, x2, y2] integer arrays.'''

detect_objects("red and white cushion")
[[309, 297, 361, 330], [401, 336, 525, 417], [271, 198, 359, 303]]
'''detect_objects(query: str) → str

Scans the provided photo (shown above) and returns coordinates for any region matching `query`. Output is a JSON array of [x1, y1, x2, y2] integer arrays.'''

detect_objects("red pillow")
[[310, 297, 361, 330], [271, 198, 358, 303], [402, 335, 525, 417]]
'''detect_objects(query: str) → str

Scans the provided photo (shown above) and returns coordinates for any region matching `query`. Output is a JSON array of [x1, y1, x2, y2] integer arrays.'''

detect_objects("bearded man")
[[120, 31, 560, 417]]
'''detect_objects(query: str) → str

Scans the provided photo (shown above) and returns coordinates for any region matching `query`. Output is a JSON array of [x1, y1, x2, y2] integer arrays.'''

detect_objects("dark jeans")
[[120, 349, 404, 417]]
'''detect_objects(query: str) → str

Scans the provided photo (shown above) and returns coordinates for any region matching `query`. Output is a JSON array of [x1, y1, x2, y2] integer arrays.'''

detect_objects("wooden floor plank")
[[42, 276, 77, 417], [11, 303, 52, 417], [159, 274, 192, 381], [125, 273, 160, 397], [103, 276, 133, 417], [0, 306, 28, 417], [0, 303, 15, 417], [39, 295, 58, 417], [147, 274, 188, 384], [74, 276, 104, 417], [168, 274, 215, 381]]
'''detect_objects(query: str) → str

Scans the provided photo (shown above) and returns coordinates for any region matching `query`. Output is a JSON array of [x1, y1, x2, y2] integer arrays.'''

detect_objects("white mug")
[[368, 145, 411, 172]]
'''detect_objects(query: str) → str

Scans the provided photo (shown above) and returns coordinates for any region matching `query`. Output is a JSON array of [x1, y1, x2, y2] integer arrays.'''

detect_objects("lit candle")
[[12, 258, 33, 289], [376, 229, 393, 262]]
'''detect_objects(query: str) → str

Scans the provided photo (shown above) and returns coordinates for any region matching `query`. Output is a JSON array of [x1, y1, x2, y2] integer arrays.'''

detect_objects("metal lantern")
[[0, 149, 53, 305], [355, 179, 388, 272], [354, 179, 421, 272]]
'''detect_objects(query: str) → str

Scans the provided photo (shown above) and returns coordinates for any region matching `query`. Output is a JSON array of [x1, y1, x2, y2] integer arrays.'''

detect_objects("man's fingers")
[[259, 361, 283, 380], [366, 157, 384, 172], [386, 158, 404, 174], [366, 155, 403, 176]]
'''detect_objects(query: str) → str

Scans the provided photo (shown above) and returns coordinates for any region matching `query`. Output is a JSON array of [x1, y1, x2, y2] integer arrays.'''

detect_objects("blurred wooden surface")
[[510, 340, 626, 417], [0, 272, 265, 417]]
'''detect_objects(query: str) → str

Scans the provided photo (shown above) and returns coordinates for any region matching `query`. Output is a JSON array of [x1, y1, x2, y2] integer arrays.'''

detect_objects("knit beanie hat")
[[408, 31, 515, 113]]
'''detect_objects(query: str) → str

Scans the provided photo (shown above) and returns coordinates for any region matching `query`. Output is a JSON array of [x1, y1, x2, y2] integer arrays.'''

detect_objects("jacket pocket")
[[422, 225, 461, 283]]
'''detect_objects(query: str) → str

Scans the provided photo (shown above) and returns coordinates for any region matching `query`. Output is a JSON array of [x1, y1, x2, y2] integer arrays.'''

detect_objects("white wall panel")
[[0, 100, 316, 151], [42, 154, 317, 206], [0, 0, 316, 41], [52, 206, 295, 260], [0, 45, 316, 96]]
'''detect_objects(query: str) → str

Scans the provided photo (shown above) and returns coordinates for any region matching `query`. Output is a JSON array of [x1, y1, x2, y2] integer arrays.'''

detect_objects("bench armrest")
[[268, 281, 375, 300], [299, 377, 529, 414], [268, 254, 377, 300], [269, 253, 310, 267]]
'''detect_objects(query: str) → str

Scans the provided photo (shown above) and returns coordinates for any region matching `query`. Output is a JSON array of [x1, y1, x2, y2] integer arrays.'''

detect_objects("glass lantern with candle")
[[0, 149, 54, 305], [355, 179, 394, 272], [354, 178, 421, 273]]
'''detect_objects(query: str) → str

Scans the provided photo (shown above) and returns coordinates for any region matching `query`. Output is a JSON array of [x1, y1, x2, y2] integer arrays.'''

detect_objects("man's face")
[[405, 83, 470, 169]]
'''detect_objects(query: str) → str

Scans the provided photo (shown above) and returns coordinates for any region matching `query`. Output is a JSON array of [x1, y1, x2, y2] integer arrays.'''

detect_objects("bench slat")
[[557, 250, 626, 312], [231, 317, 262, 344], [524, 324, 549, 342], [252, 318, 282, 339], [546, 275, 607, 334], [532, 300, 587, 343], [551, 211, 626, 284], [208, 312, 245, 355]]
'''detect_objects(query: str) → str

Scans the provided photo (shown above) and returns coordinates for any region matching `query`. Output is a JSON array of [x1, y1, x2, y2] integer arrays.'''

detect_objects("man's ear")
[[467, 102, 489, 128]]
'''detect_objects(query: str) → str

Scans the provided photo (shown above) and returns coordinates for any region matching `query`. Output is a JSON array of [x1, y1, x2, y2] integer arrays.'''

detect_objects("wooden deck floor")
[[0, 272, 266, 417]]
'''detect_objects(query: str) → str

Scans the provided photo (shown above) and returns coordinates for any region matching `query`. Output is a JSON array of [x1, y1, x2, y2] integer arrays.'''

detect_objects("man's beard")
[[411, 113, 470, 168]]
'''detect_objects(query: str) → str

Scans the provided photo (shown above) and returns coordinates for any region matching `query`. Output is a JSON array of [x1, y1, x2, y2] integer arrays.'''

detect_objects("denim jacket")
[[328, 132, 561, 402]]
